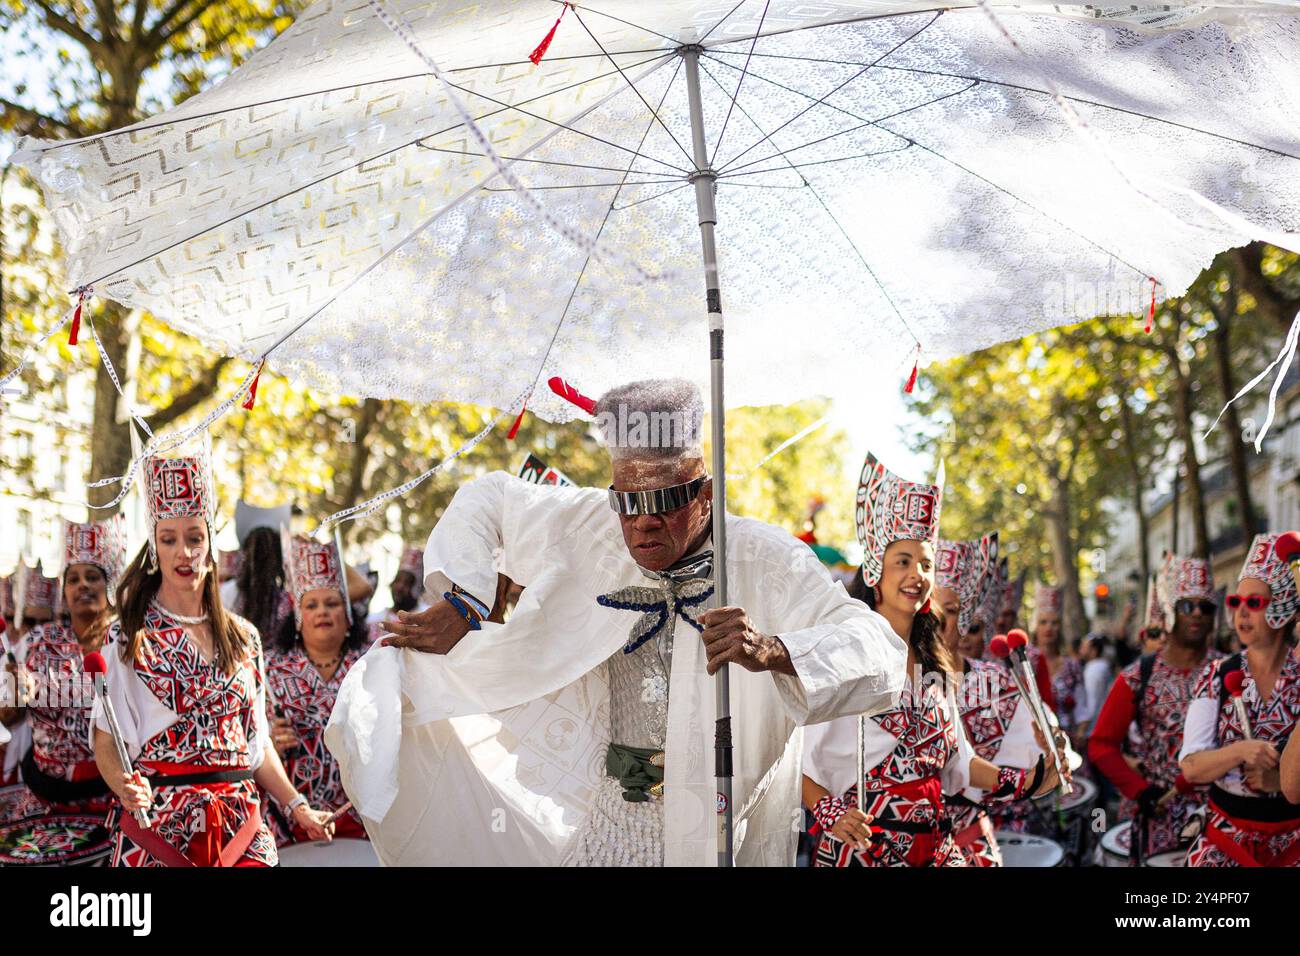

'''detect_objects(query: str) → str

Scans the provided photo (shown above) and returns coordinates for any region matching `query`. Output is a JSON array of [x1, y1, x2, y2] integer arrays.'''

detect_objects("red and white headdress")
[[855, 452, 943, 587], [1142, 573, 1164, 632], [399, 546, 424, 582], [62, 515, 128, 590], [1156, 553, 1214, 629], [141, 433, 217, 567], [1033, 583, 1063, 622], [17, 561, 60, 619], [219, 550, 243, 581], [935, 532, 998, 634], [1238, 533, 1299, 630], [282, 529, 351, 628], [1000, 560, 1026, 619]]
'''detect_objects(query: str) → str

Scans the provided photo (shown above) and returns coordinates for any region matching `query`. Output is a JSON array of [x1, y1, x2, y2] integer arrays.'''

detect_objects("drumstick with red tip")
[[1224, 669, 1252, 739], [1006, 628, 1071, 792], [991, 633, 1068, 794], [83, 651, 152, 829]]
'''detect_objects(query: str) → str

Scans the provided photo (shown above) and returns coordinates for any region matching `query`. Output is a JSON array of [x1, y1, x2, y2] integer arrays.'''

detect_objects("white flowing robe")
[[325, 472, 906, 866]]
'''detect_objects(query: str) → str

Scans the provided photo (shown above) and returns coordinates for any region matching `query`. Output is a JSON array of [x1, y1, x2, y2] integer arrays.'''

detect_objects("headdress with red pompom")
[[1239, 533, 1300, 630], [281, 529, 351, 629], [855, 451, 943, 588]]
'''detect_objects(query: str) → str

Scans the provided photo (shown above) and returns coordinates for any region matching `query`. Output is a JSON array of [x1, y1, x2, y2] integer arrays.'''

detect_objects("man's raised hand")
[[380, 601, 472, 654]]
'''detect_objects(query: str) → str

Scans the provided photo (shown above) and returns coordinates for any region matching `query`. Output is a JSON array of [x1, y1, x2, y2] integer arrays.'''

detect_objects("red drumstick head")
[[0, 617, 6, 634], [1223, 669, 1246, 698], [82, 651, 108, 675], [989, 635, 1010, 659], [1006, 628, 1029, 650], [1274, 531, 1300, 564]]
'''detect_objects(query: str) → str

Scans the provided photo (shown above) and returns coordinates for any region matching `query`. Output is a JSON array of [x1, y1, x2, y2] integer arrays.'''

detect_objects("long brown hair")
[[848, 569, 959, 677], [116, 542, 252, 677]]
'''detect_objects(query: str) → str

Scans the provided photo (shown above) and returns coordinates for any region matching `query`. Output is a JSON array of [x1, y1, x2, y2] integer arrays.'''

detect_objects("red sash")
[[120, 762, 263, 868], [1205, 802, 1300, 868]]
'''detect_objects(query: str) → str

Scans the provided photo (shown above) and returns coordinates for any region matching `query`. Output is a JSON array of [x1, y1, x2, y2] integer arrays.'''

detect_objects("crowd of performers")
[[2, 376, 1299, 868], [0, 438, 431, 866]]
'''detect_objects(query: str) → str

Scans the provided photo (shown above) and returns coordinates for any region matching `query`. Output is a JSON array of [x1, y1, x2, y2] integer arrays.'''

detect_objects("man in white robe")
[[325, 379, 906, 865]]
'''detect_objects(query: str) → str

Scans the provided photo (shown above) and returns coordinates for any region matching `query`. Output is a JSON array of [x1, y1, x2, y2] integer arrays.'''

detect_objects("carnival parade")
[[2, 0, 1300, 914]]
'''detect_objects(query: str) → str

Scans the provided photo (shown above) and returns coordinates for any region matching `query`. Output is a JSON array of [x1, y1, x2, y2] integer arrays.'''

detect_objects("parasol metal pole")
[[681, 43, 733, 868]]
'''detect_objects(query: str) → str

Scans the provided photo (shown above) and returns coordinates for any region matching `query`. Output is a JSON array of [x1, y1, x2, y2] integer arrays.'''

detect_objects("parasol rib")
[[710, 0, 771, 166], [706, 54, 1156, 279], [711, 50, 1300, 164], [571, 7, 697, 168], [714, 10, 942, 173], [23, 51, 672, 155]]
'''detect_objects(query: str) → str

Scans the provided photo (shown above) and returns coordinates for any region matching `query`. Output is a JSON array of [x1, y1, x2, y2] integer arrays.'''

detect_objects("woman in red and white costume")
[[265, 531, 371, 844], [7, 518, 127, 818], [92, 443, 335, 866], [936, 534, 1050, 865], [802, 454, 1061, 867], [1181, 534, 1300, 866], [0, 565, 61, 794]]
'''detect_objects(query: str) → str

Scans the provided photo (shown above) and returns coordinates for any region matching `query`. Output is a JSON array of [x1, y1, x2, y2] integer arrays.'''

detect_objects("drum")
[[1146, 847, 1188, 867], [1100, 820, 1132, 867], [0, 813, 111, 866], [995, 831, 1065, 867], [1033, 776, 1099, 825], [0, 783, 46, 826], [1099, 820, 1188, 867], [278, 838, 379, 867]]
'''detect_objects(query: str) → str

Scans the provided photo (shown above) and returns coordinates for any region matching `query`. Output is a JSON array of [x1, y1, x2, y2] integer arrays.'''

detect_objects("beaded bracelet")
[[811, 794, 848, 834], [444, 584, 490, 631]]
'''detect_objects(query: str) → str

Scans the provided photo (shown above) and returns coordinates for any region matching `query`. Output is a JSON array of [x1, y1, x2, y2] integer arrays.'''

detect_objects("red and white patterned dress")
[[1050, 655, 1086, 736], [1088, 651, 1219, 854], [948, 659, 1037, 865], [805, 676, 973, 867], [96, 603, 278, 867], [18, 622, 110, 816], [264, 642, 368, 844], [1183, 653, 1300, 867]]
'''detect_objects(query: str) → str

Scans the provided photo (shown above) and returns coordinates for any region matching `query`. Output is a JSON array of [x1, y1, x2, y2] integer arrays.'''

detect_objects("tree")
[[1, 0, 301, 509], [916, 333, 1120, 641]]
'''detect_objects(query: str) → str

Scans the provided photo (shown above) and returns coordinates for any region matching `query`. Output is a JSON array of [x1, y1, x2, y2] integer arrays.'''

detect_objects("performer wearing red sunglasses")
[[1180, 534, 1300, 866]]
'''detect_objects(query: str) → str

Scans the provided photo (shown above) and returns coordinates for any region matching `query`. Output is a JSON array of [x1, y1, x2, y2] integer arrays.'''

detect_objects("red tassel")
[[1145, 278, 1157, 334], [507, 398, 528, 440], [903, 348, 920, 394], [529, 3, 568, 66], [242, 363, 263, 411], [68, 293, 86, 346], [547, 375, 597, 414]]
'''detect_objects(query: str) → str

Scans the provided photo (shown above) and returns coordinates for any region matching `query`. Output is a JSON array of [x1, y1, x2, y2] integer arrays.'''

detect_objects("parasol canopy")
[[11, 0, 1300, 423]]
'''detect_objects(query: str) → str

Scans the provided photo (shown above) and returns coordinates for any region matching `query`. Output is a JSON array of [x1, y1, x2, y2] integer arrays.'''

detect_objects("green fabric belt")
[[605, 743, 665, 803]]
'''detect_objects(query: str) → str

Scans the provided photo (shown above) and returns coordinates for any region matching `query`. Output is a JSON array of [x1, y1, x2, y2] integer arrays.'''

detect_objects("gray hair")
[[595, 378, 704, 462]]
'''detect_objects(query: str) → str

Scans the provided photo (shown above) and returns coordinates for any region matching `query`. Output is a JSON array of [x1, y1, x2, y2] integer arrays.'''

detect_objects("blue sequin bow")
[[597, 551, 715, 654]]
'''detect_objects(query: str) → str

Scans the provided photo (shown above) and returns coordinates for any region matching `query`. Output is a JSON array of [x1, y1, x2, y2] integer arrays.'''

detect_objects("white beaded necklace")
[[154, 600, 209, 625]]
